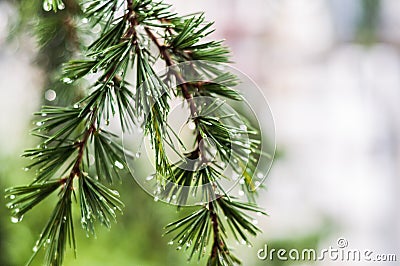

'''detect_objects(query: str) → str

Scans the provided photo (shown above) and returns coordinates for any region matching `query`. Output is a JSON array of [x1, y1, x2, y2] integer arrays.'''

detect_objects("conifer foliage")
[[6, 1, 270, 265]]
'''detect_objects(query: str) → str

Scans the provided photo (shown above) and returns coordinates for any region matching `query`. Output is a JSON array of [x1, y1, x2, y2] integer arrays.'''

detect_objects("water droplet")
[[57, 1, 65, 10], [240, 125, 247, 131], [45, 90, 57, 101], [238, 190, 244, 196], [91, 24, 101, 34], [240, 239, 246, 245], [43, 0, 52, 11], [176, 246, 182, 250], [11, 215, 23, 223], [110, 190, 120, 197], [9, 195, 15, 200], [232, 173, 238, 180], [178, 239, 183, 243], [62, 77, 73, 84], [73, 104, 80, 109], [146, 90, 151, 96], [256, 211, 262, 216], [46, 238, 51, 244], [32, 246, 38, 252], [41, 113, 47, 117], [252, 219, 258, 225], [255, 181, 261, 187], [114, 161, 124, 170], [172, 194, 177, 200], [187, 121, 196, 130], [134, 152, 141, 158], [154, 197, 159, 202], [239, 178, 245, 185], [168, 241, 173, 245], [36, 121, 44, 126], [82, 18, 89, 24], [88, 154, 95, 166], [146, 175, 154, 181], [257, 172, 264, 179]]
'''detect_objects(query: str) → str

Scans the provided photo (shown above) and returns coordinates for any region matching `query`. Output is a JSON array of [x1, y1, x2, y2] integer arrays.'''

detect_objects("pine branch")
[[164, 196, 266, 265], [27, 179, 75, 265], [145, 26, 198, 116], [6, 1, 269, 265], [144, 17, 264, 264]]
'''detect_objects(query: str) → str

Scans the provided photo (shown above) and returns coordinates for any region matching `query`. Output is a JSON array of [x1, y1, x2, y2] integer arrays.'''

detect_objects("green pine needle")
[[6, 1, 269, 265]]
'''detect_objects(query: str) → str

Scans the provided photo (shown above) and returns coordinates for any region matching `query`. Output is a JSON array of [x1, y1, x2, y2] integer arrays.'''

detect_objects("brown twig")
[[66, 109, 97, 190], [144, 27, 198, 116], [209, 201, 222, 259]]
